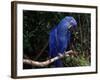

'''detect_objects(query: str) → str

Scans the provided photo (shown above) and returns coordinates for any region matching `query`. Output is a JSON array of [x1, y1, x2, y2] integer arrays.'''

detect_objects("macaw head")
[[58, 16, 77, 31], [64, 16, 77, 32], [64, 16, 78, 42]]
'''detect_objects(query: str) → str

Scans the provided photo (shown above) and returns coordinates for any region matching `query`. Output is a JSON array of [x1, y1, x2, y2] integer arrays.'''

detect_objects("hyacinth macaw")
[[49, 16, 77, 67]]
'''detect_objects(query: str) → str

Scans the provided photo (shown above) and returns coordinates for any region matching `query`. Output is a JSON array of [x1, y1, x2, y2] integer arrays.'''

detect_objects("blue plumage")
[[49, 16, 77, 67]]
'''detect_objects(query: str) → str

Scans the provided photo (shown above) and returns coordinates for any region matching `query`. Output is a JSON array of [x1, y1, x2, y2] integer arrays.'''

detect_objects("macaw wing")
[[57, 28, 71, 53], [49, 28, 58, 58]]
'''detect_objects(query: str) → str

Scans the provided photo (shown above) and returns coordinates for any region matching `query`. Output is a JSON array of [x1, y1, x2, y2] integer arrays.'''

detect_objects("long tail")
[[53, 59, 63, 67]]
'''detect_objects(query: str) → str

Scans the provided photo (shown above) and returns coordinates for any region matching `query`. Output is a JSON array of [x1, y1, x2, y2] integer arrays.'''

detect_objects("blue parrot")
[[49, 16, 77, 67]]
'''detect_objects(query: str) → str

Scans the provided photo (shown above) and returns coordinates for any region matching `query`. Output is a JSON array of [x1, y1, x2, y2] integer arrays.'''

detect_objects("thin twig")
[[35, 42, 49, 60]]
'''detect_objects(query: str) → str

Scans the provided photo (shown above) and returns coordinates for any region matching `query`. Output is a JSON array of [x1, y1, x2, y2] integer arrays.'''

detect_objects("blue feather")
[[49, 16, 77, 67]]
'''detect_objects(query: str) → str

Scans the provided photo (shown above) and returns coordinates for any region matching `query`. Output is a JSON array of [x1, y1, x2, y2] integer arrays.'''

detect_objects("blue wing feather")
[[49, 16, 77, 67], [49, 27, 58, 58]]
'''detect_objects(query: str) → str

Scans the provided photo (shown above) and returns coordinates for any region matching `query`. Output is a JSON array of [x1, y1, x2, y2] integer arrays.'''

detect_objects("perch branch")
[[23, 50, 75, 67]]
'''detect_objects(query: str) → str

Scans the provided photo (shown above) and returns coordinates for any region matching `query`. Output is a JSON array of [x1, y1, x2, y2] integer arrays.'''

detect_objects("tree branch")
[[23, 50, 76, 67]]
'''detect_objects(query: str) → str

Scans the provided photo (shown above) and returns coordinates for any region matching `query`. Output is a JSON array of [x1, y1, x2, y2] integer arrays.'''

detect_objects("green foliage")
[[63, 55, 90, 67], [23, 10, 91, 68]]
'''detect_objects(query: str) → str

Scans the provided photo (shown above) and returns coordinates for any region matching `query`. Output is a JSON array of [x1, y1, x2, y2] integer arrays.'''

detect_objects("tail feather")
[[54, 59, 63, 67]]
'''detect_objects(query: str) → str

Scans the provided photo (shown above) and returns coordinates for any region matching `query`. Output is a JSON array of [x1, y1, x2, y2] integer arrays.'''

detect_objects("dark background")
[[23, 10, 91, 69]]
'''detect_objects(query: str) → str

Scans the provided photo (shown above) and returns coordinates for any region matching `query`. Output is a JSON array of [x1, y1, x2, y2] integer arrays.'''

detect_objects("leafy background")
[[23, 10, 91, 69]]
